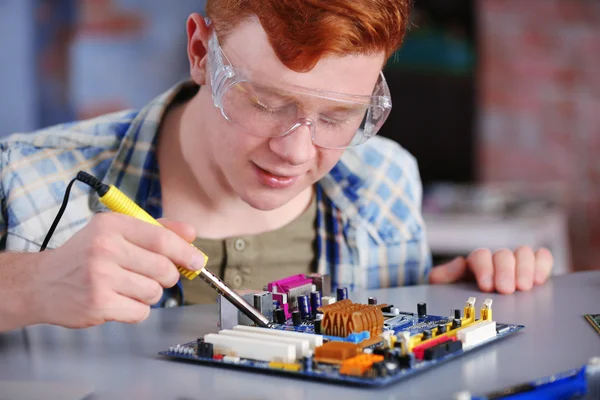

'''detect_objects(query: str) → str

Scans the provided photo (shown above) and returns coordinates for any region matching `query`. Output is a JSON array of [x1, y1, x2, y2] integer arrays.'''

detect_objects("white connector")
[[204, 333, 296, 363], [456, 320, 497, 349], [233, 325, 323, 349], [219, 329, 310, 357]]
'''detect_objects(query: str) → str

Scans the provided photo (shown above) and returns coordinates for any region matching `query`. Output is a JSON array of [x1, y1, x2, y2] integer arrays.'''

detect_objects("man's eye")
[[320, 115, 342, 125]]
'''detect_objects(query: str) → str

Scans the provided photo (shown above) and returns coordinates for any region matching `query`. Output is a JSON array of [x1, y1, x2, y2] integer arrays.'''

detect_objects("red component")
[[213, 354, 224, 360], [413, 336, 456, 360]]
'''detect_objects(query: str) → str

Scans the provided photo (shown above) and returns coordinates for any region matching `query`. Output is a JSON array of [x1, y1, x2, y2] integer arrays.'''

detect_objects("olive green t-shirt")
[[181, 194, 317, 304]]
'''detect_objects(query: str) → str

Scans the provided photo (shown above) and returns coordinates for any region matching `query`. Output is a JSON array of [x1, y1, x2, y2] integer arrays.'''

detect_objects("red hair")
[[205, 0, 412, 72]]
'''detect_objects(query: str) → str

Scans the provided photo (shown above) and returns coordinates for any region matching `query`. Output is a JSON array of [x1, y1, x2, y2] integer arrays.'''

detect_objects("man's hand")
[[25, 213, 205, 329], [429, 247, 554, 294]]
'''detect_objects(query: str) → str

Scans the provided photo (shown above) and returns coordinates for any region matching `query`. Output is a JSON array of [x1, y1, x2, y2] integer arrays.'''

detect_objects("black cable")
[[39, 171, 108, 252], [39, 177, 78, 252]]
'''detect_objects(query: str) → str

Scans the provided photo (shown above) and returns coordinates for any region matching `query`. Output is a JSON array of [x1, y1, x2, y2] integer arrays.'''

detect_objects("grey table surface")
[[1, 271, 599, 400]]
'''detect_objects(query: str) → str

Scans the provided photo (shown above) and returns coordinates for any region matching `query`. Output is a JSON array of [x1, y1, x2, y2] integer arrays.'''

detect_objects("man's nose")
[[268, 121, 317, 166]]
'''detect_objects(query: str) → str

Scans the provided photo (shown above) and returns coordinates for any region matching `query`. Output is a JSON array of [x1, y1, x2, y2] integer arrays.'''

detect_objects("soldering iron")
[[40, 170, 272, 329]]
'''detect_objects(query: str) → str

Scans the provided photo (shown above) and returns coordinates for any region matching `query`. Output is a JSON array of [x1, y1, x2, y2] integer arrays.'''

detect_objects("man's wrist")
[[0, 252, 44, 332]]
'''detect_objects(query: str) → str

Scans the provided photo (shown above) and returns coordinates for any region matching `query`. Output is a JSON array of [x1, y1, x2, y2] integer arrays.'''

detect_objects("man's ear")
[[187, 13, 210, 85]]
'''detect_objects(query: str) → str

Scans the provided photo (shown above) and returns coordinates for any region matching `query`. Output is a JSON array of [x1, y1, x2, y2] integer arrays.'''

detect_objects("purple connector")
[[268, 274, 313, 311]]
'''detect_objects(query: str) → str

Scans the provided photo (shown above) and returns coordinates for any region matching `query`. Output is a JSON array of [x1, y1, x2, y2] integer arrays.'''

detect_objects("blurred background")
[[0, 0, 598, 273]]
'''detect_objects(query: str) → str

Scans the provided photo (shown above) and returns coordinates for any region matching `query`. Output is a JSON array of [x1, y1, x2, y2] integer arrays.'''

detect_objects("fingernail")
[[190, 253, 208, 271]]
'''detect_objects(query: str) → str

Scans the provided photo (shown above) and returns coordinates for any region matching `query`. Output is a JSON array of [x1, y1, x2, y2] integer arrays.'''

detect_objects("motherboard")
[[159, 273, 524, 388]]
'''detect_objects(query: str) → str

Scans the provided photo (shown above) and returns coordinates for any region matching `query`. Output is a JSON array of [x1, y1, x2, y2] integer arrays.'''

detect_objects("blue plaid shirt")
[[0, 81, 432, 306]]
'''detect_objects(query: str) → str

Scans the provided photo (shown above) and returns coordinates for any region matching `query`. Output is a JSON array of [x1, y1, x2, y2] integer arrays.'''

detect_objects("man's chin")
[[239, 190, 296, 211]]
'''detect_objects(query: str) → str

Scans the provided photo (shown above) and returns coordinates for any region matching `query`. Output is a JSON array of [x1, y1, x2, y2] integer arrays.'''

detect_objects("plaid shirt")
[[0, 81, 432, 306]]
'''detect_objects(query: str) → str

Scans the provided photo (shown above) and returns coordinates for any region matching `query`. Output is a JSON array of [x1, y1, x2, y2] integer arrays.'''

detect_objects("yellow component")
[[389, 334, 397, 349], [268, 361, 301, 372], [99, 185, 208, 280], [464, 297, 476, 323], [480, 299, 493, 321], [339, 354, 384, 376]]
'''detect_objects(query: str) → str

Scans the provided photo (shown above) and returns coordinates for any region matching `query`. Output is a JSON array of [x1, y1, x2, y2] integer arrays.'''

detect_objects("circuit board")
[[584, 314, 600, 336], [159, 273, 524, 388]]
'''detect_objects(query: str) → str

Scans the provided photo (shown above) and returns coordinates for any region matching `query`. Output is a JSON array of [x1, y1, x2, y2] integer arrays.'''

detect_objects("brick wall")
[[478, 0, 600, 270]]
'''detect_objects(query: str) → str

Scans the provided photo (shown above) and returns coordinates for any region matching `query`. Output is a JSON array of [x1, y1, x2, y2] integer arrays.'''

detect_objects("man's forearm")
[[0, 252, 42, 332]]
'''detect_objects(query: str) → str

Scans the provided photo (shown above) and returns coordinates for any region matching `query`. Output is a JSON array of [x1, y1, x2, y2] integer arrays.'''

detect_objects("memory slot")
[[233, 325, 323, 349], [219, 329, 310, 357], [203, 333, 296, 363]]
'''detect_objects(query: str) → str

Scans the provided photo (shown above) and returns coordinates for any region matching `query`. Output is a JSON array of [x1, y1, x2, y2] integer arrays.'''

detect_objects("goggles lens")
[[206, 19, 391, 149]]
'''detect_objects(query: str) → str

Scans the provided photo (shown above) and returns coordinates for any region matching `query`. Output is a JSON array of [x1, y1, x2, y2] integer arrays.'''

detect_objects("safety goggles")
[[205, 18, 392, 149]]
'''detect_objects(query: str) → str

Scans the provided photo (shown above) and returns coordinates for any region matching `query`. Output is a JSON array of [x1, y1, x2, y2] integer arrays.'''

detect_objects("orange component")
[[319, 300, 384, 338], [339, 354, 385, 376], [314, 342, 360, 364]]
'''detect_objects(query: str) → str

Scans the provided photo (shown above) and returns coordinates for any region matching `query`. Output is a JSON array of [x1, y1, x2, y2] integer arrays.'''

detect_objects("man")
[[0, 0, 553, 332]]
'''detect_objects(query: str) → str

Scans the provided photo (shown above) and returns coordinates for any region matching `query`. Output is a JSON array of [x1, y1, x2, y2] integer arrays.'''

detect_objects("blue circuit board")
[[159, 311, 524, 388]]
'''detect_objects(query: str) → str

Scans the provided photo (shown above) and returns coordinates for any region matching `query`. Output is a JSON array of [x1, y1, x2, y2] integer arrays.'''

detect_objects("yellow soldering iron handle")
[[98, 184, 207, 280]]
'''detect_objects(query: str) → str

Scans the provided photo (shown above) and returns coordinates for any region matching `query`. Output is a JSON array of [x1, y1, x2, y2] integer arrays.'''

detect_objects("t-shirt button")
[[234, 238, 246, 252], [232, 272, 243, 289], [163, 298, 179, 308]]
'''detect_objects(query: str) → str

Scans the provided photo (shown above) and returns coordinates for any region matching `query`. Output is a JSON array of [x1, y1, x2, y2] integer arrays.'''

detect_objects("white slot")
[[219, 329, 310, 357], [457, 320, 497, 349], [232, 325, 323, 349], [204, 333, 296, 363]]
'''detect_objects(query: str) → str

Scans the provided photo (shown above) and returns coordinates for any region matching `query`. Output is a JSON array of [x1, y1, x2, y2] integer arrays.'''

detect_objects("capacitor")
[[368, 296, 377, 305], [302, 355, 313, 372], [437, 324, 447, 334], [422, 330, 432, 340], [292, 310, 302, 326], [310, 291, 322, 316], [452, 318, 462, 329], [274, 308, 286, 324], [454, 309, 461, 319], [314, 319, 321, 334], [336, 287, 348, 301], [297, 295, 311, 319], [417, 302, 427, 317]]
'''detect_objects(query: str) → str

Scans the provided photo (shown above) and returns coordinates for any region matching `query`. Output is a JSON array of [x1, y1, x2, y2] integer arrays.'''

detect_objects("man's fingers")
[[515, 246, 535, 291], [534, 247, 553, 285], [101, 213, 206, 271], [109, 239, 180, 288], [493, 249, 516, 294], [467, 249, 495, 292], [157, 218, 197, 243], [112, 267, 165, 306], [101, 294, 151, 324], [429, 257, 467, 284]]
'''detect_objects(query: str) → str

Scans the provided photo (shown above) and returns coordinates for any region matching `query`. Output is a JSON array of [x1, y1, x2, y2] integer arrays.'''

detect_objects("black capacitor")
[[197, 340, 214, 358], [422, 330, 432, 340], [454, 309, 462, 319], [373, 347, 386, 356], [371, 361, 387, 377], [437, 324, 447, 334], [302, 355, 313, 372], [368, 297, 377, 305], [310, 291, 322, 316], [417, 302, 427, 317], [314, 319, 322, 334], [292, 310, 302, 326], [274, 308, 286, 324], [452, 318, 462, 329], [336, 287, 348, 301], [297, 295, 311, 319], [395, 353, 414, 369], [381, 305, 394, 313]]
